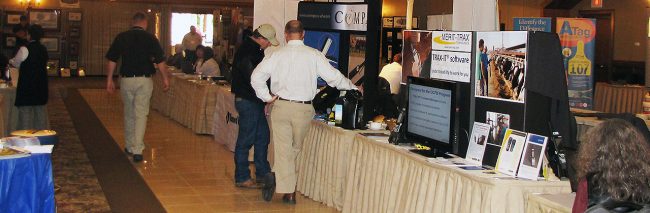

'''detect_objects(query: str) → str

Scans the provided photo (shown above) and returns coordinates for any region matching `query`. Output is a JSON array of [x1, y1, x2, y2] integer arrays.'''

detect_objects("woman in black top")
[[10, 25, 49, 130]]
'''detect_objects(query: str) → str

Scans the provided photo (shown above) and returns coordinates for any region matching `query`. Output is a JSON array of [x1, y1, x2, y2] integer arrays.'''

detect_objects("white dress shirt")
[[251, 40, 357, 102], [9, 46, 29, 68], [182, 33, 203, 51], [195, 58, 221, 76], [379, 62, 402, 94]]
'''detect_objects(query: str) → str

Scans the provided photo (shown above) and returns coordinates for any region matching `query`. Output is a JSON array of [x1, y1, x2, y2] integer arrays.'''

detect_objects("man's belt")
[[121, 74, 152, 78], [279, 97, 312, 104]]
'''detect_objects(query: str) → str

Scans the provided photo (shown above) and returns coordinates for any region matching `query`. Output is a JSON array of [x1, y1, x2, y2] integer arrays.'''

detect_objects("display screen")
[[407, 83, 452, 143]]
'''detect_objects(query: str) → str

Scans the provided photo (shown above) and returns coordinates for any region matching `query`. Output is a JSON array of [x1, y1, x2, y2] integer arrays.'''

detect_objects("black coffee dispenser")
[[341, 90, 364, 129]]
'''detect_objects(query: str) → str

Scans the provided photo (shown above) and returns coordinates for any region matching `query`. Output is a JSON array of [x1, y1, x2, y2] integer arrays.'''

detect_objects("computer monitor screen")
[[406, 77, 456, 149]]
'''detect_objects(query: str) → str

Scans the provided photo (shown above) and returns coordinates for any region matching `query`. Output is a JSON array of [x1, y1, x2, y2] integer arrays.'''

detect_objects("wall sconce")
[[18, 0, 41, 10]]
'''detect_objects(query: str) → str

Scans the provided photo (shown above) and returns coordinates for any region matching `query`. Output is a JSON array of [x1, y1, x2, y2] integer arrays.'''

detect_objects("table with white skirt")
[[151, 72, 218, 134], [526, 193, 574, 213], [297, 121, 572, 213]]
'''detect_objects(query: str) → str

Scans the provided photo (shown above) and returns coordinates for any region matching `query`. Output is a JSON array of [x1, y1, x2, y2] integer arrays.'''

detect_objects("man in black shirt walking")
[[231, 24, 278, 188], [105, 12, 169, 162]]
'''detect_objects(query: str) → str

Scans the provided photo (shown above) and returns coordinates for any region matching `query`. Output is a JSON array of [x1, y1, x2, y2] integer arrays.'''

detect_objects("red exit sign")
[[591, 0, 603, 8]]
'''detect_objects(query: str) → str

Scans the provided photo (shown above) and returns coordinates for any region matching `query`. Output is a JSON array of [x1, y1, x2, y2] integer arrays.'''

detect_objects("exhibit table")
[[211, 85, 239, 152], [573, 110, 650, 139], [593, 82, 646, 114], [0, 154, 55, 213], [0, 87, 18, 137], [296, 121, 572, 213], [151, 73, 218, 134], [526, 193, 574, 213]]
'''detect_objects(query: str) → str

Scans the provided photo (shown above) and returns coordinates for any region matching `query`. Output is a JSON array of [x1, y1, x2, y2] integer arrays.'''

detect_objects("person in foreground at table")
[[9, 25, 49, 130], [166, 44, 185, 69], [182, 25, 203, 64], [572, 119, 650, 212], [379, 53, 402, 95], [251, 20, 358, 204], [194, 46, 220, 76], [231, 24, 279, 189], [105, 12, 170, 163]]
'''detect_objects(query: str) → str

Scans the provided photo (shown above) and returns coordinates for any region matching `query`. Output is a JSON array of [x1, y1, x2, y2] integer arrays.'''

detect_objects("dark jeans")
[[234, 97, 271, 183]]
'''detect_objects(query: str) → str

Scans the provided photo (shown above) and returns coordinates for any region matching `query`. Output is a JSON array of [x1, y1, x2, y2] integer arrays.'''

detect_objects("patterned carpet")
[[48, 78, 111, 212]]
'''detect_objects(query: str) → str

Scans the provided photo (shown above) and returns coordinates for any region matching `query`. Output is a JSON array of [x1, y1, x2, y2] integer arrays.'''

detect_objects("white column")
[[452, 0, 499, 31], [406, 0, 414, 30]]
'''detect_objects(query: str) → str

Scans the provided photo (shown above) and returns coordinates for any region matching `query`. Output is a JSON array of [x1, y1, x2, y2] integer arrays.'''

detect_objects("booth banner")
[[513, 17, 552, 32], [557, 18, 596, 109], [402, 30, 433, 83], [475, 32, 528, 103], [298, 2, 367, 31], [430, 51, 472, 82], [212, 89, 239, 152], [431, 31, 473, 52]]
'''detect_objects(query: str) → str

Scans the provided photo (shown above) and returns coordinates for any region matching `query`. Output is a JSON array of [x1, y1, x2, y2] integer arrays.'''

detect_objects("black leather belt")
[[279, 97, 312, 104], [121, 74, 152, 78]]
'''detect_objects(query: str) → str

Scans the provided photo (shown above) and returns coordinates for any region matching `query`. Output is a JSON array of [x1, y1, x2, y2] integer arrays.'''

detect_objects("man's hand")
[[106, 78, 116, 94], [264, 96, 278, 116], [268, 95, 278, 104], [163, 78, 170, 91]]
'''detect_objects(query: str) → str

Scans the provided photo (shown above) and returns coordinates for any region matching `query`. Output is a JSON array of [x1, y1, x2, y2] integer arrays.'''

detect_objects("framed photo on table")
[[5, 11, 24, 25], [41, 37, 59, 52], [29, 9, 61, 31]]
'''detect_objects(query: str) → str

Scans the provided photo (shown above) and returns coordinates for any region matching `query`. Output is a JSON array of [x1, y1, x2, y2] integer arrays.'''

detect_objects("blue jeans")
[[234, 97, 271, 183]]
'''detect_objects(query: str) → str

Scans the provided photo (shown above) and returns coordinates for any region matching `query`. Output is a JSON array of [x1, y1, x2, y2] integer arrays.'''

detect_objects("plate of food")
[[0, 146, 30, 159]]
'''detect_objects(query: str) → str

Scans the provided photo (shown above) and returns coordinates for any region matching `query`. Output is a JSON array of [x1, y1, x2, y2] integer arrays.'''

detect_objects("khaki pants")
[[269, 100, 315, 193], [120, 77, 153, 155]]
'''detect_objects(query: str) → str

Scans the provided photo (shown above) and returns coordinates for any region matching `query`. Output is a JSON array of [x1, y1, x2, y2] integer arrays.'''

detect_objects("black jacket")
[[16, 41, 49, 106], [231, 37, 265, 104]]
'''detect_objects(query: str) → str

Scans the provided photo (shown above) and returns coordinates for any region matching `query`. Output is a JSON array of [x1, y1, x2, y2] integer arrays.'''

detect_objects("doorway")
[[579, 10, 614, 83], [170, 13, 214, 52]]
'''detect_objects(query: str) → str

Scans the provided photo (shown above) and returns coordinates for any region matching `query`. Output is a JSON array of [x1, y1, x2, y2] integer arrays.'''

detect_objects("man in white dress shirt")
[[379, 53, 402, 95], [251, 20, 357, 204]]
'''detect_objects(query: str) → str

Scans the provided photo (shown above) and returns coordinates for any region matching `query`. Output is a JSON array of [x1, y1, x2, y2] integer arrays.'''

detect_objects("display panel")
[[402, 30, 433, 83], [405, 77, 457, 151], [304, 30, 341, 87], [407, 84, 452, 143], [304, 30, 340, 69], [474, 31, 528, 103]]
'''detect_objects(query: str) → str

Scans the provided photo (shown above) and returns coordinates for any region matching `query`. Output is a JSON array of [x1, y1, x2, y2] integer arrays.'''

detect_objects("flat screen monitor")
[[406, 76, 457, 157]]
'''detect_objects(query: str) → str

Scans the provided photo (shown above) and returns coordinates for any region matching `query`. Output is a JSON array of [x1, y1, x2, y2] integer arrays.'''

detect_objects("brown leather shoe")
[[282, 192, 296, 204], [235, 179, 258, 189]]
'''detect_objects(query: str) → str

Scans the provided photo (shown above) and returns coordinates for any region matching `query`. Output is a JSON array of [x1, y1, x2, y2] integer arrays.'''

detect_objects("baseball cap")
[[255, 24, 279, 46]]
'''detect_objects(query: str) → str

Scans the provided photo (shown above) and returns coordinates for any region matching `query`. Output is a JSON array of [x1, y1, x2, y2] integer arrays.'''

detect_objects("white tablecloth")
[[526, 193, 574, 213], [296, 121, 572, 213]]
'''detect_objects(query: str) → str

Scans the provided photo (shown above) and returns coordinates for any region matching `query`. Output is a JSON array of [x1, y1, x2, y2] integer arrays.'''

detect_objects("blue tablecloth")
[[0, 153, 55, 213]]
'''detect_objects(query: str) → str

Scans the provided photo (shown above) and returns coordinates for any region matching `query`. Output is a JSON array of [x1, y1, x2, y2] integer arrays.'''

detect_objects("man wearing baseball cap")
[[231, 24, 278, 188]]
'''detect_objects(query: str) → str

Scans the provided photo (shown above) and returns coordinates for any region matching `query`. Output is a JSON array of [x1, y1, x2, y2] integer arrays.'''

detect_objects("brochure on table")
[[517, 133, 549, 180], [495, 129, 527, 176], [465, 122, 490, 165]]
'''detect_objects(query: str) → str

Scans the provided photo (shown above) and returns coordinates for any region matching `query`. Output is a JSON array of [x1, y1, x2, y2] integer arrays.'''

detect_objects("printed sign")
[[557, 18, 596, 109], [475, 31, 528, 103], [430, 51, 472, 82], [298, 2, 368, 31], [432, 31, 473, 52], [513, 17, 552, 32]]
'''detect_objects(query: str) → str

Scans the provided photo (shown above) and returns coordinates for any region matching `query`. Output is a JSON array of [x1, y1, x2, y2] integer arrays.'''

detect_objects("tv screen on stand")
[[405, 76, 458, 158]]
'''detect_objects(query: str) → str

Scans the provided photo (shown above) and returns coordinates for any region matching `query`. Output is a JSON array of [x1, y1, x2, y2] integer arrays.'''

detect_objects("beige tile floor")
[[78, 89, 338, 213]]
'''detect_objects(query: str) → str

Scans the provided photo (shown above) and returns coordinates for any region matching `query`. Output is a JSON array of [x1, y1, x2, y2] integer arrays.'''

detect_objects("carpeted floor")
[[49, 77, 112, 212]]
